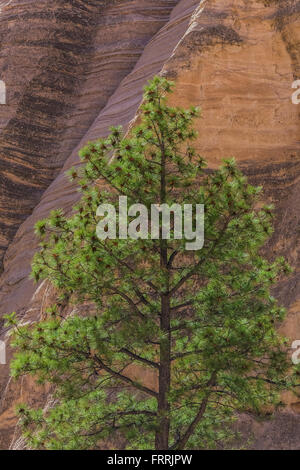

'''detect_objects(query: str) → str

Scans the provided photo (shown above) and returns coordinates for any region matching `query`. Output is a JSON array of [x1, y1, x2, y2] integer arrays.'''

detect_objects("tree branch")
[[108, 288, 146, 320], [170, 300, 193, 312], [93, 355, 158, 399], [120, 348, 159, 369], [172, 372, 217, 449], [169, 218, 230, 296], [171, 349, 204, 361]]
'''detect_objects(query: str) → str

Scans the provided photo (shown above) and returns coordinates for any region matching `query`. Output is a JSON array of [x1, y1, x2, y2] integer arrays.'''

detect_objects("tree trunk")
[[155, 293, 171, 450], [155, 124, 171, 450]]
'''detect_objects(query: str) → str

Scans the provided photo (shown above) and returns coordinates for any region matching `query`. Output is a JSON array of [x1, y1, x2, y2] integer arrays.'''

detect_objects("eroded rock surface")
[[0, 0, 299, 449], [0, 0, 178, 267]]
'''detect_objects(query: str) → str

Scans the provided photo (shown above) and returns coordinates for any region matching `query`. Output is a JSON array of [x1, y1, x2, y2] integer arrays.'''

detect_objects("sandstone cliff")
[[0, 0, 299, 450]]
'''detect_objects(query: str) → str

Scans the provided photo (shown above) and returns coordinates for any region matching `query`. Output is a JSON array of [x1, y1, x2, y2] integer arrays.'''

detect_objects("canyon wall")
[[0, 0, 178, 268], [0, 0, 299, 449]]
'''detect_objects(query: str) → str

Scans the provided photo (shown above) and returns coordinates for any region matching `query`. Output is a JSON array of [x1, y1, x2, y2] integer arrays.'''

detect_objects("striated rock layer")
[[0, 0, 299, 449], [0, 0, 178, 267]]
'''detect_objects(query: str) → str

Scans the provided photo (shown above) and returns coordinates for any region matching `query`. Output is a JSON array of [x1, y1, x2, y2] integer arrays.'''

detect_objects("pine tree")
[[6, 76, 297, 450]]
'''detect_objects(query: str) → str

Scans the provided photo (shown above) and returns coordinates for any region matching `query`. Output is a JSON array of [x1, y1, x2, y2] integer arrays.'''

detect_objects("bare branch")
[[93, 354, 158, 399], [120, 348, 159, 370]]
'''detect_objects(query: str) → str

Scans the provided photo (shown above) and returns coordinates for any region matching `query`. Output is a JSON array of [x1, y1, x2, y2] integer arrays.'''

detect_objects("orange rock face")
[[0, 0, 299, 449]]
